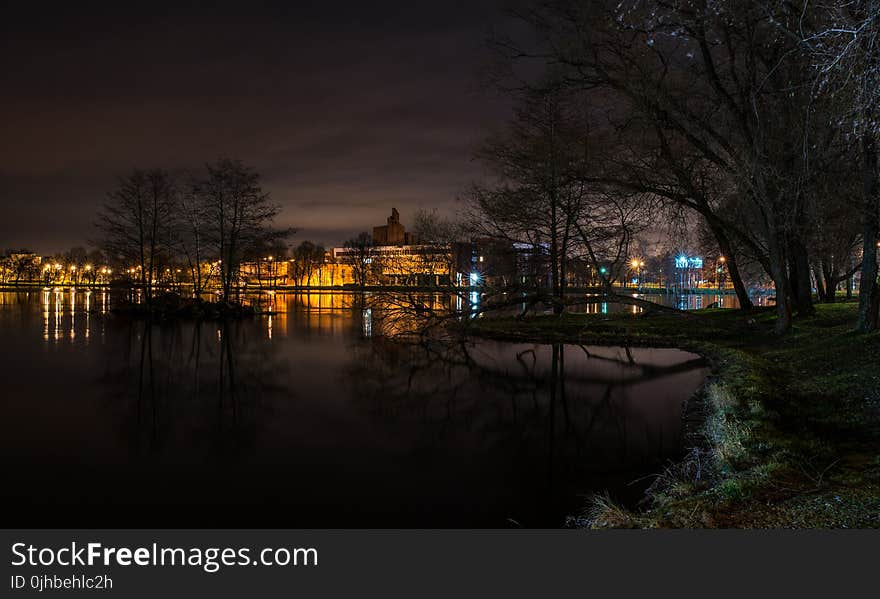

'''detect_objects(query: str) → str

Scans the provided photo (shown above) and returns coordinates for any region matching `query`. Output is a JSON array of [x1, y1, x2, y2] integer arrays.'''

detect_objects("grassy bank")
[[465, 302, 880, 528]]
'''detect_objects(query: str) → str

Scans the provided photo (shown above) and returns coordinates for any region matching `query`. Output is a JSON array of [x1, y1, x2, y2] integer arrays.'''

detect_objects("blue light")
[[469, 272, 480, 285], [675, 255, 703, 269]]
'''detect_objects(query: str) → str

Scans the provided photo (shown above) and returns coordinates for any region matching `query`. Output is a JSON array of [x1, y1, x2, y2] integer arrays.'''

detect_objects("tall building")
[[372, 208, 418, 245]]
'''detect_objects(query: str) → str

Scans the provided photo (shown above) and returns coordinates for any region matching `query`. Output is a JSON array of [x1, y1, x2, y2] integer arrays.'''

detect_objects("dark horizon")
[[0, 0, 510, 255]]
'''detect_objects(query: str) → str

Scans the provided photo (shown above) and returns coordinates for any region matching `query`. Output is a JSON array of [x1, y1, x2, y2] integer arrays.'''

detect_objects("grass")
[[465, 301, 880, 528]]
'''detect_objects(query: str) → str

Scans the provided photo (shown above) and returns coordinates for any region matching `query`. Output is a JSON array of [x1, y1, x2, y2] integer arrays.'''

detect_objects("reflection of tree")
[[102, 318, 293, 458], [348, 338, 708, 511]]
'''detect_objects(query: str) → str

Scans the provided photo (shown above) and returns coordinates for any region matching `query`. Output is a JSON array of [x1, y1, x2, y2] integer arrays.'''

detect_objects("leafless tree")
[[95, 169, 176, 305], [490, 0, 846, 331], [343, 232, 378, 289], [774, 0, 880, 328], [174, 173, 211, 295], [290, 240, 326, 286], [467, 85, 594, 313], [195, 159, 284, 302]]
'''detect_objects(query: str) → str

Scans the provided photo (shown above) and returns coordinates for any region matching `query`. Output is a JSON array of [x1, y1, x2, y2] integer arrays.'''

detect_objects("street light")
[[631, 258, 645, 288], [716, 256, 726, 291]]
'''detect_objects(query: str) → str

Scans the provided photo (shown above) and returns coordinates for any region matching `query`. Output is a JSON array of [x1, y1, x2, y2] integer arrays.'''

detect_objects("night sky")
[[1, 1, 509, 254]]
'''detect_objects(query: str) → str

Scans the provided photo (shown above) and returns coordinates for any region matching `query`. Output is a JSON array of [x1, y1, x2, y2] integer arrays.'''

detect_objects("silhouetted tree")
[[290, 241, 326, 286], [95, 169, 176, 305], [196, 159, 284, 302], [344, 232, 376, 289]]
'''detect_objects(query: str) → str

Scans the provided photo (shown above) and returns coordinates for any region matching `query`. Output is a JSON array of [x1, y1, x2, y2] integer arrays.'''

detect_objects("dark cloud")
[[0, 0, 510, 253]]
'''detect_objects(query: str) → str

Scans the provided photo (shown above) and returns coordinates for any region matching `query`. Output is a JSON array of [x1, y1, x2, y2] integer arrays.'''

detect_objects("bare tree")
[[468, 85, 592, 313], [174, 173, 211, 296], [491, 0, 844, 330], [289, 241, 326, 286], [343, 232, 377, 289], [196, 159, 284, 302], [781, 0, 880, 328], [95, 169, 175, 305]]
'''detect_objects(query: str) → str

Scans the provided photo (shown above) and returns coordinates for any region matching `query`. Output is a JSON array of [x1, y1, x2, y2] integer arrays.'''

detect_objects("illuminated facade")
[[239, 258, 357, 287], [331, 244, 453, 286], [372, 207, 418, 245]]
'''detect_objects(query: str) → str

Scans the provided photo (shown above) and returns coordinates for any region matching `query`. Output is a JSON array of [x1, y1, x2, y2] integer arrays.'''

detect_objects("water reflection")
[[42, 288, 763, 342], [0, 290, 709, 527], [39, 287, 110, 344], [111, 319, 286, 458], [349, 339, 708, 524]]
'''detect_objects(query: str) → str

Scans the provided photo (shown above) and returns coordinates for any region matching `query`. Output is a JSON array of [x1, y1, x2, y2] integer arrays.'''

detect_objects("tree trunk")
[[789, 238, 815, 315], [707, 220, 753, 310], [846, 263, 854, 300], [823, 262, 837, 304], [769, 234, 792, 333], [814, 264, 828, 303], [549, 199, 562, 315], [857, 131, 880, 332]]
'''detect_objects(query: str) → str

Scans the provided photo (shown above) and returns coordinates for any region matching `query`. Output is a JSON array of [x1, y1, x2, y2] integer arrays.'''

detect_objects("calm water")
[[0, 290, 709, 527]]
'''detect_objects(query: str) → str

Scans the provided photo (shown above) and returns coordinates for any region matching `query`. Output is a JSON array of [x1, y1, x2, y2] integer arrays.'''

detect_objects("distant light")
[[676, 255, 703, 269], [469, 272, 480, 285], [599, 267, 607, 274]]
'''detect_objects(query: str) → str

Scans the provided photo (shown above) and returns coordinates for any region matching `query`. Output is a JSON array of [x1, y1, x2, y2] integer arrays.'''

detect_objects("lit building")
[[334, 209, 452, 286], [236, 209, 452, 287], [372, 207, 419, 245]]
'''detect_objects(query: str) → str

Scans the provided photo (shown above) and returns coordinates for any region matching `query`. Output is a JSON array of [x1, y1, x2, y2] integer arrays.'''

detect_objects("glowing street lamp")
[[716, 256, 727, 291], [631, 259, 645, 288]]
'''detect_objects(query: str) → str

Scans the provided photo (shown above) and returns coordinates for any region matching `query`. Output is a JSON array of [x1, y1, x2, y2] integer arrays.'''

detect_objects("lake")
[[0, 289, 710, 527]]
